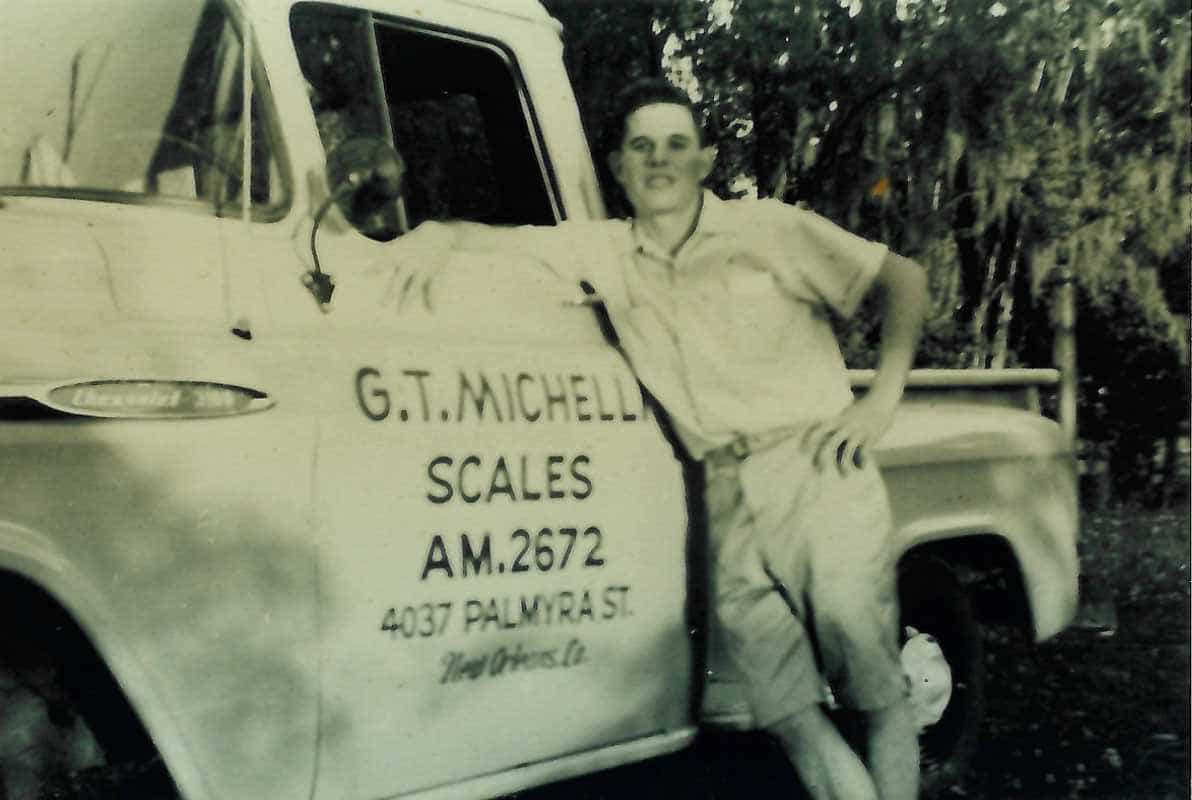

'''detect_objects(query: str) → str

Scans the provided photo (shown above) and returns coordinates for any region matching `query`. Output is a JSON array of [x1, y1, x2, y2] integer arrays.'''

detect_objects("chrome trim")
[[849, 368, 1061, 388], [4, 379, 275, 420]]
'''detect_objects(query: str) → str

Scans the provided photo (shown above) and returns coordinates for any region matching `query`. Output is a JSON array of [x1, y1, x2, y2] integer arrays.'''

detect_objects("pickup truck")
[[0, 1, 1079, 799]]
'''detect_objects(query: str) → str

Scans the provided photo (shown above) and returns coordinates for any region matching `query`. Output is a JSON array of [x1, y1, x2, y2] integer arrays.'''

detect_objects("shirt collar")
[[694, 189, 736, 235], [629, 189, 732, 261]]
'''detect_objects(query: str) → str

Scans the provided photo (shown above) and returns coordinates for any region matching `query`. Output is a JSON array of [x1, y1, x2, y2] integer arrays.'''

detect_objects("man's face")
[[608, 102, 715, 219]]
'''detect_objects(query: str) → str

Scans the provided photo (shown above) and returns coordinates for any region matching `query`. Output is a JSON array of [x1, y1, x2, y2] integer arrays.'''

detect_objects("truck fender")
[[895, 513, 1079, 641], [0, 520, 207, 800]]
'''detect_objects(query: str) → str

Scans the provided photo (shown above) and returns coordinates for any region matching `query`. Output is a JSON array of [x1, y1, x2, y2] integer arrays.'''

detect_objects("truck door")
[[284, 8, 692, 799]]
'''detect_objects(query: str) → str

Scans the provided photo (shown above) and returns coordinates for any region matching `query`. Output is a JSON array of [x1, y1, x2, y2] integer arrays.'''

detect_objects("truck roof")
[[236, 0, 554, 25]]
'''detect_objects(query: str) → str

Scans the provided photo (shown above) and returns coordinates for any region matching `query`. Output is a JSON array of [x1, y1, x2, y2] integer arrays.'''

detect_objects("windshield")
[[0, 0, 284, 213]]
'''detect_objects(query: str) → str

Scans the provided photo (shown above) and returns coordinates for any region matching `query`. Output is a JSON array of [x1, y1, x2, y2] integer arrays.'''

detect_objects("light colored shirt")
[[486, 191, 887, 459]]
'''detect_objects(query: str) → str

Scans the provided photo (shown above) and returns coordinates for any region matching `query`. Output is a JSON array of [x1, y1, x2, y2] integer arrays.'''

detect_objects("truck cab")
[[0, 2, 1078, 799]]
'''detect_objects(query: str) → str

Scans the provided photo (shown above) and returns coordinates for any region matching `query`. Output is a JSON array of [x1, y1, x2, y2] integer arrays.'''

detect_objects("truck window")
[[0, 0, 286, 215], [291, 4, 559, 229]]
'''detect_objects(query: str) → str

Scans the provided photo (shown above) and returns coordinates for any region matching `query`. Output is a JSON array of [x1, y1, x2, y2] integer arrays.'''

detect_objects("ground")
[[961, 507, 1191, 800], [517, 506, 1191, 799]]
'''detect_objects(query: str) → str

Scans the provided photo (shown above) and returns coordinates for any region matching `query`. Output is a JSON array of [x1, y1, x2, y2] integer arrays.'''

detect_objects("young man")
[[390, 79, 928, 800]]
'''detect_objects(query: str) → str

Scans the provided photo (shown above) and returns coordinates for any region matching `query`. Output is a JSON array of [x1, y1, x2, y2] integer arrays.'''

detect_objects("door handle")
[[561, 294, 605, 308], [564, 280, 606, 308]]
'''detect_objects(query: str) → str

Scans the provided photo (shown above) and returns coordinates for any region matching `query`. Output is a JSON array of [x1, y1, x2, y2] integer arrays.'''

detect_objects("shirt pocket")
[[726, 271, 775, 296], [721, 270, 790, 355]]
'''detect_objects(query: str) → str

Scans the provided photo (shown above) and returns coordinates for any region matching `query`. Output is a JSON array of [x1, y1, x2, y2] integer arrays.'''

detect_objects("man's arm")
[[385, 219, 581, 309], [423, 220, 562, 261], [864, 252, 929, 408], [805, 251, 929, 474]]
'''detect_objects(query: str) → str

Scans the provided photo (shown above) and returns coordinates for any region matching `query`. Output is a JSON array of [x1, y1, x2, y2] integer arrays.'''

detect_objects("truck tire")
[[0, 635, 104, 800], [898, 556, 985, 797], [0, 604, 177, 800]]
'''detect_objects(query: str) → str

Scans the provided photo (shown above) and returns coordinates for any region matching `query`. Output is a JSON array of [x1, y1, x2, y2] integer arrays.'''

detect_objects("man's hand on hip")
[[802, 393, 899, 476]]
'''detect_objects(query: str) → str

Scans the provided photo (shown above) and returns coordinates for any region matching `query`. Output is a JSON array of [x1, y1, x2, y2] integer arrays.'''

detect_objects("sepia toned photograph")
[[0, 0, 1187, 799]]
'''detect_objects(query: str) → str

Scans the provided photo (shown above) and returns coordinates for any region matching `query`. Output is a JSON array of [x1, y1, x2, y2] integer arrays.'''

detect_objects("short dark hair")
[[603, 77, 709, 154]]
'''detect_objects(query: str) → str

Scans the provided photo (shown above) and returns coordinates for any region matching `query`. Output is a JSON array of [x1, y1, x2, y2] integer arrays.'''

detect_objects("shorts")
[[702, 434, 906, 728]]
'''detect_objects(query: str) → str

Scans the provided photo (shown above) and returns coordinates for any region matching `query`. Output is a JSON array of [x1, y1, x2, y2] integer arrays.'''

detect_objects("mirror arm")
[[303, 182, 357, 312], [304, 138, 405, 312]]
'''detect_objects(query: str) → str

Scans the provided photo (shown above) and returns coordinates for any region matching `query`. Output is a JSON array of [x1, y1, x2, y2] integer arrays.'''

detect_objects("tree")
[[657, 0, 1188, 363], [547, 0, 1190, 500], [540, 0, 668, 216], [1078, 268, 1190, 505]]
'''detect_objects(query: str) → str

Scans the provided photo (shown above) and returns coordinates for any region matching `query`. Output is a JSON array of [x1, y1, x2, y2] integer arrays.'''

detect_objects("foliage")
[[657, 0, 1190, 363], [546, 0, 1191, 502], [539, 0, 666, 216], [1077, 266, 1191, 504]]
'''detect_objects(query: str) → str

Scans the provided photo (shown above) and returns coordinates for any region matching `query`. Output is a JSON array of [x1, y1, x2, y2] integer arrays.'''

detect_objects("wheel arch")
[[0, 568, 158, 763], [0, 528, 204, 800], [897, 534, 1031, 633]]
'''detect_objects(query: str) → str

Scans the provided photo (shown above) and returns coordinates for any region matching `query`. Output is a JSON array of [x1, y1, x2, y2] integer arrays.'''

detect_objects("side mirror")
[[325, 137, 407, 241], [304, 137, 407, 311]]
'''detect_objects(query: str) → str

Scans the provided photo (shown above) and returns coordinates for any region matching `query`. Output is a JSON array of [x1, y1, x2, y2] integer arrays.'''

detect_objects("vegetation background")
[[542, 0, 1190, 509]]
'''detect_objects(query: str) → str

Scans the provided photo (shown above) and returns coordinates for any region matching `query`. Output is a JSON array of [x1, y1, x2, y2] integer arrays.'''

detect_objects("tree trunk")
[[990, 229, 1025, 369], [951, 157, 984, 327], [751, 69, 794, 199]]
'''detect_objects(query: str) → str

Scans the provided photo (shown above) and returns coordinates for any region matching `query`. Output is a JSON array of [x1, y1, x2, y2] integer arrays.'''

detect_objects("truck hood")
[[0, 198, 227, 328], [0, 206, 117, 318], [0, 199, 257, 398], [877, 403, 1073, 466]]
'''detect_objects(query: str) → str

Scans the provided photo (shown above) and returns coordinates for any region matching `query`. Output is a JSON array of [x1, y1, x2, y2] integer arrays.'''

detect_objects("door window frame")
[[291, 1, 565, 227], [370, 14, 565, 224]]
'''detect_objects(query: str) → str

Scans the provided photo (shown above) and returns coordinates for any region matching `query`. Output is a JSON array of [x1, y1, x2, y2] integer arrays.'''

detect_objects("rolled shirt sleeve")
[[761, 200, 888, 318], [460, 219, 618, 289], [523, 220, 616, 287]]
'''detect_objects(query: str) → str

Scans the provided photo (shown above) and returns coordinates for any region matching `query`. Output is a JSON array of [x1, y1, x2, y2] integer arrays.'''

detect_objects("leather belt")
[[703, 425, 805, 467]]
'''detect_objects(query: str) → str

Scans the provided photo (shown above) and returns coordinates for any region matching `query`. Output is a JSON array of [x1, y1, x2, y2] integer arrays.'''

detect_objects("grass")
[[959, 506, 1191, 799]]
